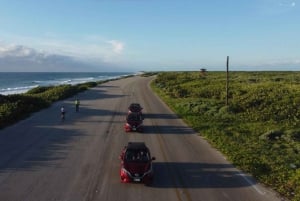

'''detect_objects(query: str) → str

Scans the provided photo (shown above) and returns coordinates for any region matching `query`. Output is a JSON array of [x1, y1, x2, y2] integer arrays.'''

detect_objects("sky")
[[0, 0, 299, 72]]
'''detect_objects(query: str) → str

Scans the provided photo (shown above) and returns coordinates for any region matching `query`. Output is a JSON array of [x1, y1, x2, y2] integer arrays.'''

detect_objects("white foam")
[[0, 85, 39, 95]]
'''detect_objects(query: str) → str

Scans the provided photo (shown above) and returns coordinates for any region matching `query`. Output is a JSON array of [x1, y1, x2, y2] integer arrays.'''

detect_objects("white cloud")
[[0, 43, 122, 72], [291, 2, 296, 7], [0, 33, 126, 62], [0, 44, 35, 57], [242, 58, 300, 69], [258, 0, 297, 15], [0, 32, 132, 71], [0, 44, 50, 63], [107, 40, 124, 54], [279, 0, 296, 8], [266, 58, 300, 66]]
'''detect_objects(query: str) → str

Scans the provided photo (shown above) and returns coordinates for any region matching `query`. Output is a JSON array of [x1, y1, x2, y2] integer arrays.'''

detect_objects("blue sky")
[[0, 0, 299, 72]]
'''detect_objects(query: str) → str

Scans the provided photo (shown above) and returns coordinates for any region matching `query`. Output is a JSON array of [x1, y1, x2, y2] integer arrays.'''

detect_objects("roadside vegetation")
[[0, 74, 135, 129], [151, 71, 300, 201], [140, 71, 159, 77], [0, 81, 105, 129]]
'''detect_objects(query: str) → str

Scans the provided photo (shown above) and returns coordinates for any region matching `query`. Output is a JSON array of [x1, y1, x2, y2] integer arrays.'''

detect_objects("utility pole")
[[226, 56, 229, 106]]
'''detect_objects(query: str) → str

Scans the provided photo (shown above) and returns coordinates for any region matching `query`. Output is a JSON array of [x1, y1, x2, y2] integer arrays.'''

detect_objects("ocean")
[[0, 72, 134, 95]]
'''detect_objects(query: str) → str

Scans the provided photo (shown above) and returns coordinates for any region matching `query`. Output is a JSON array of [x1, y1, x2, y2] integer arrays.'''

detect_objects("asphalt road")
[[0, 76, 285, 201]]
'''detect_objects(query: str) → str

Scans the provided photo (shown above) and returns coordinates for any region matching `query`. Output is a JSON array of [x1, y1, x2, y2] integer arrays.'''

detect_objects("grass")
[[151, 71, 300, 201]]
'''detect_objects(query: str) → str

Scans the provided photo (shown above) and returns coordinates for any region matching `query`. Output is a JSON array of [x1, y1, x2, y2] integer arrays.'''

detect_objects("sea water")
[[0, 72, 133, 95]]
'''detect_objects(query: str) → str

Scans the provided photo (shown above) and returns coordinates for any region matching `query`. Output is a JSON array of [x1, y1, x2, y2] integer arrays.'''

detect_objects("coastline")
[[0, 72, 135, 95]]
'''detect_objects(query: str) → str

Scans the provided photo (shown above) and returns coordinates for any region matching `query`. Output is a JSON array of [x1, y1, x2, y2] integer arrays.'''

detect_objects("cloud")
[[0, 32, 132, 72], [0, 44, 38, 57], [291, 2, 296, 7], [39, 36, 126, 58], [258, 0, 297, 15], [0, 33, 126, 62], [240, 58, 300, 70], [0, 43, 120, 72], [279, 0, 296, 8], [0, 44, 50, 64], [107, 40, 124, 54], [265, 58, 300, 66]]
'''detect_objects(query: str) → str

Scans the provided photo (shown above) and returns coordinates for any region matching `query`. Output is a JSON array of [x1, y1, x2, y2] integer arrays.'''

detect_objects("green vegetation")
[[140, 71, 159, 77], [151, 71, 300, 200], [0, 81, 99, 129]]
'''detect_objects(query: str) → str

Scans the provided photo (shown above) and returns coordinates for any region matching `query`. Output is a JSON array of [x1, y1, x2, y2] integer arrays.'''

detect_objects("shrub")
[[259, 130, 284, 141], [26, 86, 53, 94]]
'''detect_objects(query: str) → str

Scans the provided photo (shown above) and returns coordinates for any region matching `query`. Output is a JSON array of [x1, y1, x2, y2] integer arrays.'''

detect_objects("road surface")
[[0, 76, 285, 201]]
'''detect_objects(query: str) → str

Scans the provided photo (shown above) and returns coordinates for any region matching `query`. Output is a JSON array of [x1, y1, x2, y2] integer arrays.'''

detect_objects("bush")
[[26, 86, 53, 94], [286, 129, 300, 141], [259, 130, 284, 141]]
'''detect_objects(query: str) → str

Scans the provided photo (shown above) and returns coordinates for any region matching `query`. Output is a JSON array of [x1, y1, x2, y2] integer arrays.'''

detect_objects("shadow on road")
[[78, 89, 126, 101], [70, 106, 127, 118], [142, 125, 195, 135], [0, 126, 83, 173], [152, 162, 256, 188], [143, 113, 179, 120]]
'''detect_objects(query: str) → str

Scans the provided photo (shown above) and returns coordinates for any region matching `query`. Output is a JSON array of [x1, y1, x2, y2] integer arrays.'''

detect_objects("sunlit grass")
[[151, 71, 300, 200]]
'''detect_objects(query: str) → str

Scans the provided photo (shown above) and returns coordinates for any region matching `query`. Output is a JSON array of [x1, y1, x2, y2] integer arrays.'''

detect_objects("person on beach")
[[75, 99, 80, 112]]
